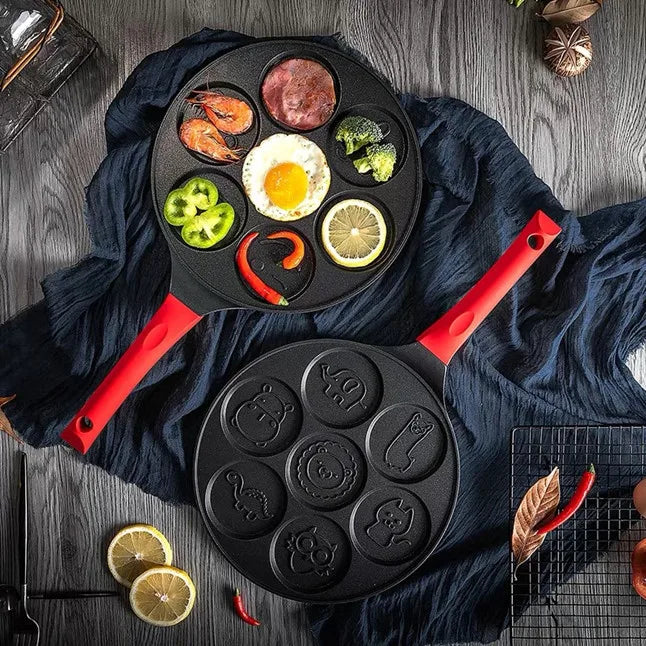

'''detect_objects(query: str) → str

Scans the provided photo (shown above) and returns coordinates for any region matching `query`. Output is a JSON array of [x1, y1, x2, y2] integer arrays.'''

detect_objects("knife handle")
[[30, 590, 120, 600], [18, 452, 28, 601]]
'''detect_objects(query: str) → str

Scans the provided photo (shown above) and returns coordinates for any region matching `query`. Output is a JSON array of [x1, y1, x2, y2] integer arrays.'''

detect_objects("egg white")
[[242, 134, 330, 221]]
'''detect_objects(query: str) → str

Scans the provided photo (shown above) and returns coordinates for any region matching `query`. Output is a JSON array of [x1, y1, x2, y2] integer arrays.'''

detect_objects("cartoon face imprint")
[[307, 446, 350, 489], [230, 383, 295, 447], [319, 364, 367, 412], [303, 350, 382, 428], [291, 436, 364, 509], [271, 515, 350, 592], [384, 412, 434, 473], [366, 498, 414, 548], [307, 449, 342, 487], [366, 404, 446, 483], [286, 526, 337, 577], [204, 461, 286, 539], [226, 470, 273, 521]]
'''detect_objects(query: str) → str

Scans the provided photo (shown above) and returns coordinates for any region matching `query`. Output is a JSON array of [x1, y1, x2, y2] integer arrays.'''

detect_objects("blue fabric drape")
[[1, 30, 645, 645]]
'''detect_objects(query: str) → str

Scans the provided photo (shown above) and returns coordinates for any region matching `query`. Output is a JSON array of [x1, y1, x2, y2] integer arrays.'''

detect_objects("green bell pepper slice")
[[163, 188, 198, 226], [181, 202, 235, 249], [182, 177, 219, 211]]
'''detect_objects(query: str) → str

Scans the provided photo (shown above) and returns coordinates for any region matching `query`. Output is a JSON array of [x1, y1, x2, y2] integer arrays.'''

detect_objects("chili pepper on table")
[[536, 464, 595, 535], [233, 588, 261, 626], [236, 232, 288, 306], [267, 230, 305, 269]]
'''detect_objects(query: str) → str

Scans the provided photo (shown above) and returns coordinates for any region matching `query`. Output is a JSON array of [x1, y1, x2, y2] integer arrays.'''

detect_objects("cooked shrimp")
[[187, 91, 254, 135], [179, 118, 241, 163], [205, 120, 227, 147]]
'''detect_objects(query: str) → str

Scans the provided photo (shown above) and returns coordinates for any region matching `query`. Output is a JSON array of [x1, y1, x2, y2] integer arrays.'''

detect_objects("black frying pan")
[[194, 211, 561, 602], [61, 40, 423, 453]]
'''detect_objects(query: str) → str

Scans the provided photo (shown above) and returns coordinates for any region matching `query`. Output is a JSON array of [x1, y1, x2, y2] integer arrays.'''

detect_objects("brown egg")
[[633, 478, 646, 517]]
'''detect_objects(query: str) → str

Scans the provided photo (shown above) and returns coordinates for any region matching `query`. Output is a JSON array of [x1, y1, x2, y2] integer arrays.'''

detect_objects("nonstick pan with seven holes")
[[194, 210, 561, 603], [61, 40, 423, 453]]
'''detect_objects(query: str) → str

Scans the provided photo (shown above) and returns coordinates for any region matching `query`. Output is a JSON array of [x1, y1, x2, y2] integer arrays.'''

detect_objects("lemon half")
[[107, 524, 173, 588], [129, 566, 196, 627], [321, 198, 387, 268]]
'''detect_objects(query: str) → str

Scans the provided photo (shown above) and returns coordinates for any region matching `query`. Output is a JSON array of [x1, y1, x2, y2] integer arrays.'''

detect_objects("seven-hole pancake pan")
[[150, 39, 422, 312], [194, 211, 562, 602], [61, 39, 424, 453]]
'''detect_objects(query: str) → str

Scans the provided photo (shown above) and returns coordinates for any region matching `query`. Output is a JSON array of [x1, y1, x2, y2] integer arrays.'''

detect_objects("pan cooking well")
[[194, 211, 562, 603], [61, 40, 423, 454]]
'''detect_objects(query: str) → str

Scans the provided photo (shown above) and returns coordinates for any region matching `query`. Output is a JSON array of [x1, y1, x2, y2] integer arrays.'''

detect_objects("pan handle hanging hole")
[[527, 234, 544, 250], [78, 416, 93, 432]]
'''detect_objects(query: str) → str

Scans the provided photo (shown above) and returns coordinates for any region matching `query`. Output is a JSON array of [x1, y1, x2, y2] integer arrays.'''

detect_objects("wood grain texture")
[[0, 0, 645, 645], [0, 441, 314, 646]]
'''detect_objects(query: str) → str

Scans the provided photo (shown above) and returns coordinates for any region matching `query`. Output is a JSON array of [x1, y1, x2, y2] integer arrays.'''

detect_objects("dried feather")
[[512, 467, 560, 577], [539, 0, 603, 26], [0, 395, 21, 443]]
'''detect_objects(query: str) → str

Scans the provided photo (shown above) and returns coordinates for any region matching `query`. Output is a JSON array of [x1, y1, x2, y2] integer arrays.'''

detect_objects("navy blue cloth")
[[1, 29, 645, 646]]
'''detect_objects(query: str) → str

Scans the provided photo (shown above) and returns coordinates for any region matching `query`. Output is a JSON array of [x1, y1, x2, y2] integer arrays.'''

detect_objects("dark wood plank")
[[0, 440, 314, 646], [1, 0, 645, 644]]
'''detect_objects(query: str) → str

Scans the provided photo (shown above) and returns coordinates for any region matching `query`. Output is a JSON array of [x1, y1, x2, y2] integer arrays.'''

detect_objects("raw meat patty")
[[261, 58, 336, 131]]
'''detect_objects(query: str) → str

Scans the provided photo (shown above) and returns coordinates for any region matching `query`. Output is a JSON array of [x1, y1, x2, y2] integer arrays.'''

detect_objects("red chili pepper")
[[233, 588, 261, 626], [236, 232, 288, 306], [536, 464, 595, 535], [267, 231, 305, 269]]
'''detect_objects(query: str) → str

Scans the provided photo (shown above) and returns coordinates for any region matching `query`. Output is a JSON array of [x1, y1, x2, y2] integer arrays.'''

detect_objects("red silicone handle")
[[416, 210, 561, 365], [61, 293, 203, 454]]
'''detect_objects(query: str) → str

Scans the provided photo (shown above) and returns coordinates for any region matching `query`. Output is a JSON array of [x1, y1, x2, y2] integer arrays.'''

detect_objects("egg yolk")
[[264, 162, 308, 210]]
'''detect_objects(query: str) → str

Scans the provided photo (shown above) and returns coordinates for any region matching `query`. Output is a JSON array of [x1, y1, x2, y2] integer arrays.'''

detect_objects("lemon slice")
[[321, 198, 387, 268], [107, 524, 173, 588], [129, 566, 196, 627]]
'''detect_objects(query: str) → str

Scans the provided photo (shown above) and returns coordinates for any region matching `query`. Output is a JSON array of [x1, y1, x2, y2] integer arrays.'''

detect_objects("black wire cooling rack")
[[510, 425, 646, 645]]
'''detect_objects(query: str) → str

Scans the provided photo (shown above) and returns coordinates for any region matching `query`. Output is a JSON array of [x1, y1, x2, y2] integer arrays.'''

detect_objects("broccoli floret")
[[352, 143, 397, 182], [335, 116, 383, 155]]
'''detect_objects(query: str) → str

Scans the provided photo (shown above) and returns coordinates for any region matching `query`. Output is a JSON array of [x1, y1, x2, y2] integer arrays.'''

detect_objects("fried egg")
[[242, 133, 330, 221]]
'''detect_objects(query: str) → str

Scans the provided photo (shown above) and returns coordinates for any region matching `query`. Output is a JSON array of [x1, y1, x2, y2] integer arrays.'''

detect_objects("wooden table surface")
[[1, 1, 644, 645]]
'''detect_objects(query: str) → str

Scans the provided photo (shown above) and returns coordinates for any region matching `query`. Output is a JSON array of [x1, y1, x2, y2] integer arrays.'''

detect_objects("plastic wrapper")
[[0, 0, 95, 152]]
